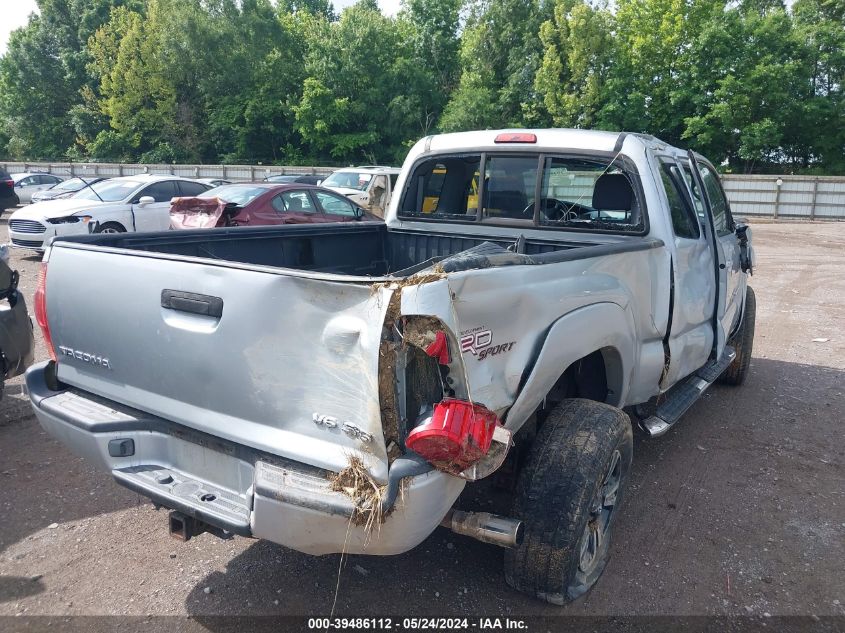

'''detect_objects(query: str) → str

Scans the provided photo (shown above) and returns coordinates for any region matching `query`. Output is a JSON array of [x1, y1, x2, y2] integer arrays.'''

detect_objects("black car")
[[262, 174, 324, 185], [0, 168, 20, 215], [0, 254, 35, 397]]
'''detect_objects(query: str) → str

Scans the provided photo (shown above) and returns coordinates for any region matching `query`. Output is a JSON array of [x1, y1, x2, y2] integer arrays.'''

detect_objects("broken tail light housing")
[[406, 399, 500, 475], [424, 330, 450, 364], [34, 259, 56, 361]]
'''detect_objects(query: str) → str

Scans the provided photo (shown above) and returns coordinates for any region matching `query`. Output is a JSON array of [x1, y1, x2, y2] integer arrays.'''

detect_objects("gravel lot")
[[0, 219, 843, 621]]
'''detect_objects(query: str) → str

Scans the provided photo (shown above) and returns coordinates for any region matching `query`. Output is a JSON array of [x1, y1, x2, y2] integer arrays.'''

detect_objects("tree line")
[[0, 0, 842, 173]]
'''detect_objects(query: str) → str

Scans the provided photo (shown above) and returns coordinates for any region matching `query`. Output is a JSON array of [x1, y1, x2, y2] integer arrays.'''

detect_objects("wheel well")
[[503, 347, 625, 490], [96, 221, 126, 233], [545, 348, 623, 407]]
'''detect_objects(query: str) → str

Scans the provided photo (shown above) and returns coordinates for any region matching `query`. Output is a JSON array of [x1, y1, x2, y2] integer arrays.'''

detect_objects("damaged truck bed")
[[26, 128, 754, 604]]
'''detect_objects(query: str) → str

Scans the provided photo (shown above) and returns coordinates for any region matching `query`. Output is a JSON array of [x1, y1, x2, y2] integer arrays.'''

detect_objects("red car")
[[169, 183, 381, 229]]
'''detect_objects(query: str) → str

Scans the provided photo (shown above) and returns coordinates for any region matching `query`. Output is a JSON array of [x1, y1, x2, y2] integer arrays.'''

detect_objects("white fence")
[[0, 161, 335, 181], [2, 161, 844, 219], [721, 175, 845, 220]]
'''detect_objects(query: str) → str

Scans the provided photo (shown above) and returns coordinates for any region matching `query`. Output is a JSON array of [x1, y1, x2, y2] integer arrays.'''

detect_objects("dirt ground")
[[0, 220, 843, 622]]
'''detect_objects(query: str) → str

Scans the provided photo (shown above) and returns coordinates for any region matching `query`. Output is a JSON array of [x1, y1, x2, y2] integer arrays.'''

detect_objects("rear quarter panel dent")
[[400, 246, 667, 424], [502, 302, 639, 431]]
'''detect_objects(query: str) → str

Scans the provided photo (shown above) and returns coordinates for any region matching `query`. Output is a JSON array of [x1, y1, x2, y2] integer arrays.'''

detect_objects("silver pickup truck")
[[26, 129, 755, 604]]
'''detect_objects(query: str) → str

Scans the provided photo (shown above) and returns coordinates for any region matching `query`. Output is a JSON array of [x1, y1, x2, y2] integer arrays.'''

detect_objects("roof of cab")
[[422, 128, 663, 154]]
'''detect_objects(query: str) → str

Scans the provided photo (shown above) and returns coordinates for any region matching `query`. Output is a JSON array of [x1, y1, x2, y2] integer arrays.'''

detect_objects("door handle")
[[161, 290, 223, 318]]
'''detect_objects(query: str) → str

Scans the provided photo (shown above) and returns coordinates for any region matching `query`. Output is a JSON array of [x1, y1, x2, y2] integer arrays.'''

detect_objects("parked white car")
[[7, 174, 211, 251], [197, 178, 231, 187], [31, 177, 108, 203], [321, 166, 400, 218], [11, 173, 65, 204]]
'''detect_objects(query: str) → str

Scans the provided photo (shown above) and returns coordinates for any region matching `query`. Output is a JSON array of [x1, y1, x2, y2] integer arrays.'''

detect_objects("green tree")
[[398, 0, 462, 132], [294, 1, 408, 162], [790, 0, 845, 171], [681, 6, 811, 171], [88, 3, 179, 160], [0, 16, 75, 159], [440, 0, 552, 131], [534, 0, 615, 129]]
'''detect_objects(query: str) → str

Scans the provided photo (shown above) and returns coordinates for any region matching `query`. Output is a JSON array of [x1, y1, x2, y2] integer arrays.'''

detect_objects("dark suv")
[[0, 254, 34, 397], [0, 168, 20, 215]]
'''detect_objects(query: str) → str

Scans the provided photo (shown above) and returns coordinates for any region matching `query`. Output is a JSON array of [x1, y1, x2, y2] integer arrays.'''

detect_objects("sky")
[[0, 0, 39, 55], [0, 0, 402, 55]]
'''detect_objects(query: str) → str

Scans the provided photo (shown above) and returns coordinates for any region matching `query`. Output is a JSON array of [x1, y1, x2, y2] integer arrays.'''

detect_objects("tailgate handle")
[[161, 290, 224, 318]]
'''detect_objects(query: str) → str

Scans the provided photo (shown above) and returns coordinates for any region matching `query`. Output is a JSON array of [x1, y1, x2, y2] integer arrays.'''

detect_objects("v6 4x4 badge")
[[460, 328, 516, 361]]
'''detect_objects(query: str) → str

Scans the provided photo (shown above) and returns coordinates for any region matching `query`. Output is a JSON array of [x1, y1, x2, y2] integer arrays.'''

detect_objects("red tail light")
[[3, 179, 13, 187], [406, 399, 499, 475], [34, 262, 56, 361]]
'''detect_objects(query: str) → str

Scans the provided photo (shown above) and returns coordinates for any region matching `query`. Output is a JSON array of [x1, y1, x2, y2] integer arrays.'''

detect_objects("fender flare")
[[503, 302, 636, 432]]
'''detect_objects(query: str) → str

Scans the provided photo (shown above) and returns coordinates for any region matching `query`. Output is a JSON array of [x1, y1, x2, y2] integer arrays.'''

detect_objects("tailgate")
[[45, 244, 392, 480]]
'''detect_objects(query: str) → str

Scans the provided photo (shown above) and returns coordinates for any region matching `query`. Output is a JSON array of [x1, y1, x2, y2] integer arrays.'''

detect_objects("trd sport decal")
[[459, 327, 516, 361]]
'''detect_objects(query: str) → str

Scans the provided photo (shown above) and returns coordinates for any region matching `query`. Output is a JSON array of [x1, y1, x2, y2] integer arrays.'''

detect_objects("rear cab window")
[[399, 151, 645, 234]]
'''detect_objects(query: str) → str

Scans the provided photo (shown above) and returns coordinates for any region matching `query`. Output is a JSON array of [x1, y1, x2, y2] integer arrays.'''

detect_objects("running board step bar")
[[641, 346, 736, 438]]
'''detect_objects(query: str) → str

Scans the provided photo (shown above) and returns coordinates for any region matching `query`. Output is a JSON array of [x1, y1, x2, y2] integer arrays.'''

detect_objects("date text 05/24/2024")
[[307, 617, 528, 630]]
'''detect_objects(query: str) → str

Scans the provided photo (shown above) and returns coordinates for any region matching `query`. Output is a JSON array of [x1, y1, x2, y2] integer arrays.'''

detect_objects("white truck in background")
[[322, 166, 401, 218]]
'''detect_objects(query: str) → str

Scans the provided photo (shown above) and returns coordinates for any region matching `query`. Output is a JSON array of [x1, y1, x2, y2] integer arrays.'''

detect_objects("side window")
[[178, 181, 210, 196], [20, 176, 36, 186], [314, 190, 357, 216], [698, 164, 733, 235], [370, 175, 387, 193], [680, 166, 706, 220], [272, 190, 317, 213], [659, 162, 699, 239], [139, 181, 178, 202]]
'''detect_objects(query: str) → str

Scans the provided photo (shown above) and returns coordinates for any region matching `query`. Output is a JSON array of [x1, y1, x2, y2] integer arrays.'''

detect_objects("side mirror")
[[138, 196, 155, 206], [354, 206, 364, 220], [735, 223, 753, 275]]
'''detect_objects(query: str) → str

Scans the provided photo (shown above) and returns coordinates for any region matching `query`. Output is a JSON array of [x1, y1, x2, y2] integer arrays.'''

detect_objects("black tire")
[[505, 398, 633, 605], [94, 222, 126, 234], [718, 285, 756, 386]]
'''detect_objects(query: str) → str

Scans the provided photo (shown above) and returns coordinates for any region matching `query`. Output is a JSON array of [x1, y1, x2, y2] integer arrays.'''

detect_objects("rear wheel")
[[719, 285, 756, 386], [94, 222, 126, 234], [504, 398, 633, 604]]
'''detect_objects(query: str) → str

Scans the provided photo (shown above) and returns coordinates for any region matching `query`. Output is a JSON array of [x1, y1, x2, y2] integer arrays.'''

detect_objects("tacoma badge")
[[57, 346, 112, 369]]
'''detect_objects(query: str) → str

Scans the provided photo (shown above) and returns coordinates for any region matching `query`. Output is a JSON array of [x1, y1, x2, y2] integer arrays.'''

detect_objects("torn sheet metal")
[[169, 196, 226, 229]]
